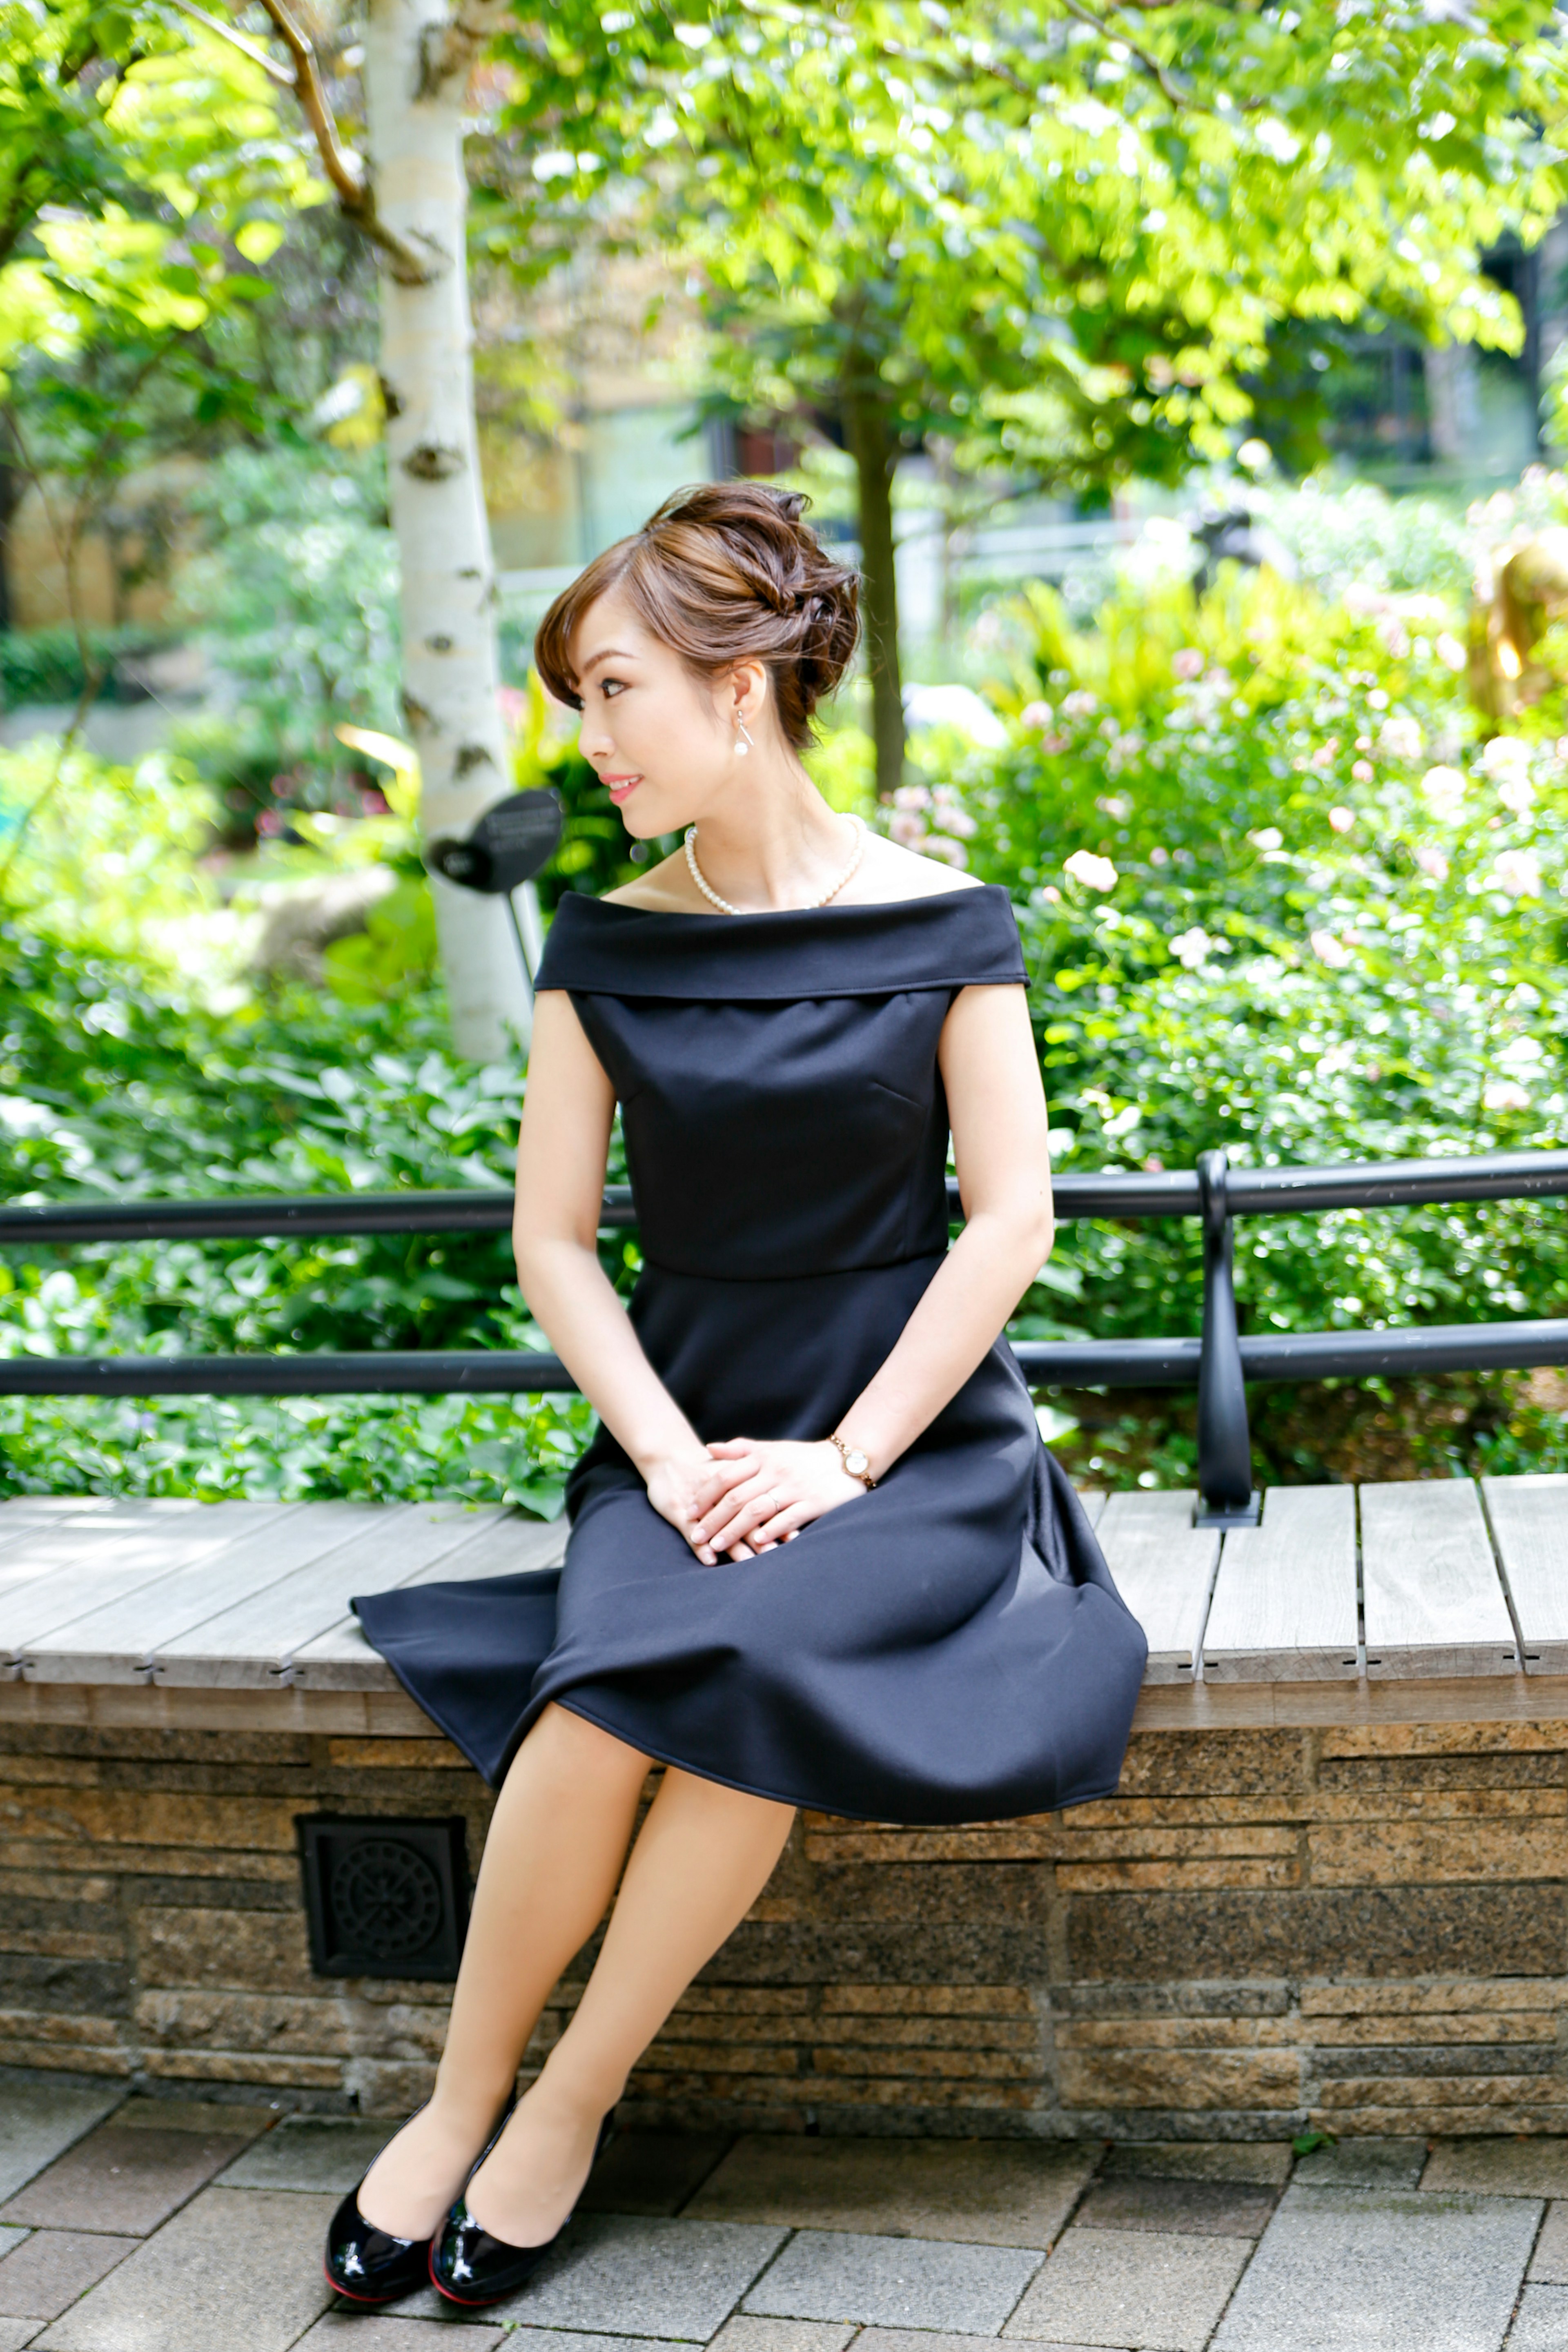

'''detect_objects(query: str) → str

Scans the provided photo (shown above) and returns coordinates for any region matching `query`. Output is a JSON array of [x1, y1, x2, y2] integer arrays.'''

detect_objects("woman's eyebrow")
[[577, 645, 637, 676]]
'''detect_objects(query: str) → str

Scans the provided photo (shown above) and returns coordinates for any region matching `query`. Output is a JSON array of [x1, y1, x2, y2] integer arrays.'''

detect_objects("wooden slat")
[[1361, 1479, 1518, 1678], [152, 1501, 502, 1687], [0, 1497, 212, 1606], [1096, 1490, 1218, 1684], [19, 1502, 368, 1684], [0, 1503, 285, 1674], [1482, 1474, 1568, 1675], [1202, 1485, 1359, 1683], [0, 1496, 192, 1523], [290, 1511, 568, 1688]]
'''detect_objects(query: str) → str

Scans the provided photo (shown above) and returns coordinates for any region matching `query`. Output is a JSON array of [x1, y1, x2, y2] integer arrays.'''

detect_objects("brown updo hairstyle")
[[533, 481, 861, 750]]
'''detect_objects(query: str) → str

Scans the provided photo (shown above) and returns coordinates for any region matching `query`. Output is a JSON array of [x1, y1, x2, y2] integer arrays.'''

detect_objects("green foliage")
[[0, 905, 606, 1508], [0, 738, 222, 973], [320, 878, 439, 1004], [935, 546, 1568, 1364], [172, 443, 401, 831], [0, 4, 323, 383], [500, 1, 1566, 486], [0, 741, 608, 1508], [0, 623, 171, 709]]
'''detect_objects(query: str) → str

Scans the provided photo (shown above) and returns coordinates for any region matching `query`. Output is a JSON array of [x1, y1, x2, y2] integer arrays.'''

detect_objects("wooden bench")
[[4, 1475, 1568, 2145], [7, 1474, 1566, 1722]]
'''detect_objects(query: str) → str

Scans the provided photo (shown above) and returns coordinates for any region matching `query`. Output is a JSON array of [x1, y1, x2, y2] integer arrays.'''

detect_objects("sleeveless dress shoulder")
[[354, 883, 1147, 1821]]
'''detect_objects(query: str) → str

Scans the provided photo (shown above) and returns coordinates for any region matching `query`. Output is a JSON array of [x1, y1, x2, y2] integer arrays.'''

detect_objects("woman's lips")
[[604, 776, 641, 805]]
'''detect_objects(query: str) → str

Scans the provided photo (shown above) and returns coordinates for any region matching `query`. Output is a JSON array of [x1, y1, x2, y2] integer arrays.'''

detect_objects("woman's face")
[[569, 589, 757, 839]]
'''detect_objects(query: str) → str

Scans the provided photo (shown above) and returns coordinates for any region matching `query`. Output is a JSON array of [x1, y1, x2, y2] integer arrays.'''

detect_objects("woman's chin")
[[619, 802, 682, 842]]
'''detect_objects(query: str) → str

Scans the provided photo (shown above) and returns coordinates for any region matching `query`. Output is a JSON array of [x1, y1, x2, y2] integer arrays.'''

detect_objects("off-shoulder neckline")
[[557, 881, 1007, 926]]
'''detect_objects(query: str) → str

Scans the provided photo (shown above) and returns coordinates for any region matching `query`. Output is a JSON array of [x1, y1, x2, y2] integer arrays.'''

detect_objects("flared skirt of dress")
[[354, 1254, 1147, 1820]]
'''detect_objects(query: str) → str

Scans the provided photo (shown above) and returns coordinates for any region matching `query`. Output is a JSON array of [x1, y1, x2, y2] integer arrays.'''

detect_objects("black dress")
[[354, 885, 1146, 1821]]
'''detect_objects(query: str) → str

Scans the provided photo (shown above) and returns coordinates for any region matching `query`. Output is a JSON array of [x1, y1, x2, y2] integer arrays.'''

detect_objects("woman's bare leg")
[[357, 1703, 651, 2237], [463, 1764, 795, 2245]]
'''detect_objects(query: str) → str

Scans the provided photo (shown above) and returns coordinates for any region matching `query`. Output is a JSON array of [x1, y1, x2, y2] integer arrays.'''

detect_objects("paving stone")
[[1101, 2144, 1293, 2188], [443, 2336, 683, 2350], [708, 2323, 856, 2352], [483, 2214, 785, 2337], [1532, 2201, 1568, 2282], [0, 2233, 138, 2321], [0, 2245, 20, 2270], [460, 2338, 685, 2351], [30, 2186, 336, 2352], [0, 2120, 252, 2236], [688, 2133, 1094, 2247], [1510, 2286, 1568, 2352], [0, 2091, 124, 2207], [109, 2101, 272, 2144], [1072, 2178, 1276, 2238], [579, 2129, 733, 2216], [1293, 2138, 1428, 2190], [295, 2314, 506, 2348], [1424, 2141, 1568, 2199], [216, 2117, 393, 2194], [743, 2229, 1044, 2332], [0, 2325, 41, 2351], [1209, 2185, 1541, 2352], [1004, 2230, 1247, 2349], [863, 2338, 1116, 2352]]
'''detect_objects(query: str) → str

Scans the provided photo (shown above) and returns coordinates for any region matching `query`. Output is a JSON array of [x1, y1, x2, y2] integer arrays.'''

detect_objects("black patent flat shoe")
[[324, 2091, 517, 2306], [429, 2110, 615, 2310]]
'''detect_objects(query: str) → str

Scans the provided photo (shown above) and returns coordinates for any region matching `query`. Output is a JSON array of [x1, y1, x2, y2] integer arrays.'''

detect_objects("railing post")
[[1194, 1148, 1261, 1528]]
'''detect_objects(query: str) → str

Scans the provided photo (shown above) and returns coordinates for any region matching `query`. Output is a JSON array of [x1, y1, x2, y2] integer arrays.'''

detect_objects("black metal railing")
[[3, 1146, 1567, 1528]]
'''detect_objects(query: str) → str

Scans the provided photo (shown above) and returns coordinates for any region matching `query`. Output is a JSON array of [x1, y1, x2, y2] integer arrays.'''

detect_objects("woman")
[[330, 482, 1146, 2311]]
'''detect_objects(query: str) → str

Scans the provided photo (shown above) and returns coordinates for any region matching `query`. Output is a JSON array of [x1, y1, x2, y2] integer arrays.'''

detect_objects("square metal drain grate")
[[296, 1814, 470, 1980]]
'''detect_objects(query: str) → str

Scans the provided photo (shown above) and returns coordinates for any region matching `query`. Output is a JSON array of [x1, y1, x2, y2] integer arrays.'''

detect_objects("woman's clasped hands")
[[646, 1436, 865, 1564]]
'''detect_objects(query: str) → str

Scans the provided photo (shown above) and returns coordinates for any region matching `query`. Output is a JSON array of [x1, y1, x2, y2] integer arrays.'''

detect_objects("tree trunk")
[[844, 379, 904, 800], [362, 0, 530, 1061]]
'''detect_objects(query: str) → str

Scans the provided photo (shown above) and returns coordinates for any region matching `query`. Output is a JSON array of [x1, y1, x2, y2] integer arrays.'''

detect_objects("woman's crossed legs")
[[356, 1702, 794, 2247]]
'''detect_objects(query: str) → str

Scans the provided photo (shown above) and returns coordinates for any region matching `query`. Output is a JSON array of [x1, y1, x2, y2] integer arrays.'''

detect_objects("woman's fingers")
[[753, 1499, 809, 1547], [703, 1478, 788, 1551], [697, 1466, 774, 1538], [690, 1455, 758, 1518], [707, 1480, 819, 1552]]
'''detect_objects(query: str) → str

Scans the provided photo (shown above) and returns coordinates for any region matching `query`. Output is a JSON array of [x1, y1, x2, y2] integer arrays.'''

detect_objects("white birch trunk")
[[362, 0, 530, 1062]]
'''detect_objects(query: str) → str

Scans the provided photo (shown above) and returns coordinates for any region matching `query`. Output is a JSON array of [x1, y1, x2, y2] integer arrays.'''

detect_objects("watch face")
[[845, 1450, 869, 1477]]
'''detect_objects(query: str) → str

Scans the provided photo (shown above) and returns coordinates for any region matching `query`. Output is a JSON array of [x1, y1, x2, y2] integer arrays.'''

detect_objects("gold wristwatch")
[[828, 1434, 877, 1489]]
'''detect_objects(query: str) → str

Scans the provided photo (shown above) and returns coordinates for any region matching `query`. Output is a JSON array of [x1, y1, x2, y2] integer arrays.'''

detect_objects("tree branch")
[[244, 0, 443, 285], [166, 0, 294, 86]]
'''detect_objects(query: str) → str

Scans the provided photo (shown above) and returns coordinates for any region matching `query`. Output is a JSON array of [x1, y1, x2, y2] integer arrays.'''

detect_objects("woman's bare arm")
[[841, 982, 1053, 1463], [513, 991, 746, 1562]]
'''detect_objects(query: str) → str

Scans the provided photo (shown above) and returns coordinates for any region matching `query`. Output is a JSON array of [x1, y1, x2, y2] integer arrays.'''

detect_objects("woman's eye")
[[601, 677, 626, 699]]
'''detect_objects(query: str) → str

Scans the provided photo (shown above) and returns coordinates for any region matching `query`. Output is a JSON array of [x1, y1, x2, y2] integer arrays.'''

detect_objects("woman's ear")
[[729, 659, 769, 726]]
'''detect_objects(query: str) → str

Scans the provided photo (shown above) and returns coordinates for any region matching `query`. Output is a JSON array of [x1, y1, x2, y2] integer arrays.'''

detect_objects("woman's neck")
[[688, 760, 856, 913]]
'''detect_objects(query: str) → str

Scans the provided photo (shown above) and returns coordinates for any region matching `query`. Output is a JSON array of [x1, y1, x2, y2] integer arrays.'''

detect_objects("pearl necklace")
[[684, 814, 867, 915]]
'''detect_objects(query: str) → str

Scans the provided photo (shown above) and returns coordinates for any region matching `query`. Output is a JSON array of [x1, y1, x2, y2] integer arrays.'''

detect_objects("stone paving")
[[6, 2084, 1568, 2349]]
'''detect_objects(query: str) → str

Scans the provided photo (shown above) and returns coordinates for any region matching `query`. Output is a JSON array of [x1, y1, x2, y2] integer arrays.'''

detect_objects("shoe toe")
[[430, 2202, 557, 2307], [324, 2187, 428, 2303]]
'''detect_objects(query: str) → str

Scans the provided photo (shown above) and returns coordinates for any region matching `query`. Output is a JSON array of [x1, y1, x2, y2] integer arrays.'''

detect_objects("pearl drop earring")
[[734, 718, 754, 757]]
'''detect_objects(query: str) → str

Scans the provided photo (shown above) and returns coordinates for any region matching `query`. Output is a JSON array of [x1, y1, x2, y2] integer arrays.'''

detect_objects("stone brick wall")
[[3, 1714, 1566, 2138]]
